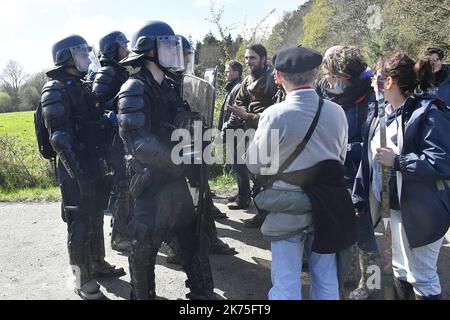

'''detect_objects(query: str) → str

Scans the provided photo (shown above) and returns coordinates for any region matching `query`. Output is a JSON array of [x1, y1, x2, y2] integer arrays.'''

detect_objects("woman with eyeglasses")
[[353, 50, 450, 300]]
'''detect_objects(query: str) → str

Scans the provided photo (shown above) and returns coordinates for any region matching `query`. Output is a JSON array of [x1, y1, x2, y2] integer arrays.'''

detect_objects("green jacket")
[[232, 66, 278, 129]]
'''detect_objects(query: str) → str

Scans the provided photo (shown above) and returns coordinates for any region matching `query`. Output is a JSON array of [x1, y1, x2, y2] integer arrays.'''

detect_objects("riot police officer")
[[41, 35, 125, 300], [92, 31, 132, 253], [165, 35, 235, 265], [118, 21, 216, 300]]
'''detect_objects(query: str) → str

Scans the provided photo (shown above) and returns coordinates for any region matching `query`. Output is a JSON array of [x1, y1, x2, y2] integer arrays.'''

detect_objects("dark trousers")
[[107, 134, 133, 243], [58, 163, 106, 286], [128, 178, 214, 300], [234, 163, 251, 199], [228, 141, 250, 200]]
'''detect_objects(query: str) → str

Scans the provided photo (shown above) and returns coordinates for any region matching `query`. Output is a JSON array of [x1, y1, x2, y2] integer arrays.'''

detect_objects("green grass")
[[0, 187, 60, 203], [209, 173, 238, 194], [0, 111, 59, 202], [0, 110, 237, 202], [0, 111, 35, 146]]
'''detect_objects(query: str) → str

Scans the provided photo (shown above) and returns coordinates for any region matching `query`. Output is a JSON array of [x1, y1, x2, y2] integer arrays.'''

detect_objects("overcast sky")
[[0, 0, 305, 74]]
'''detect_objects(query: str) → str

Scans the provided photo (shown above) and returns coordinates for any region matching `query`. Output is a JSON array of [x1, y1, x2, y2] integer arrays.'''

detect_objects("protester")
[[247, 46, 357, 300], [320, 46, 379, 300], [353, 50, 450, 300]]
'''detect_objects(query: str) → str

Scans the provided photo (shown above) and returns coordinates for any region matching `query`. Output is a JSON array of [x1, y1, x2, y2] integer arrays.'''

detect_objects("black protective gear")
[[118, 77, 183, 178], [43, 67, 115, 300], [49, 35, 92, 76], [52, 35, 90, 66], [99, 31, 129, 62], [92, 64, 129, 108], [109, 179, 133, 250], [131, 21, 175, 54], [77, 177, 96, 197], [118, 61, 216, 300], [91, 51, 133, 256], [41, 81, 85, 179], [120, 21, 183, 77]]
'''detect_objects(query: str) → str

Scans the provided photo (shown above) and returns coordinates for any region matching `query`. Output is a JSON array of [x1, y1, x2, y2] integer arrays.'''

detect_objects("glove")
[[354, 202, 366, 218], [183, 164, 201, 188], [77, 177, 96, 197], [106, 111, 119, 127]]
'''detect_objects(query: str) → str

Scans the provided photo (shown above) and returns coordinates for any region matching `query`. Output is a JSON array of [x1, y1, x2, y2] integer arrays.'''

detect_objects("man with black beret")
[[246, 46, 357, 300]]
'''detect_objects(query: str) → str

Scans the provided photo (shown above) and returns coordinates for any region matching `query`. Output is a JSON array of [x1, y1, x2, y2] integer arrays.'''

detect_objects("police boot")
[[394, 278, 414, 300], [111, 229, 133, 253], [183, 254, 216, 300], [70, 245, 106, 300], [92, 260, 126, 279], [74, 279, 106, 300], [129, 248, 157, 300], [348, 250, 379, 300], [209, 238, 237, 255]]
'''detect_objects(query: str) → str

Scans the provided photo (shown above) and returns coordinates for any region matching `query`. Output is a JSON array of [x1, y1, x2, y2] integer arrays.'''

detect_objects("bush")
[[0, 91, 13, 113], [0, 134, 57, 190]]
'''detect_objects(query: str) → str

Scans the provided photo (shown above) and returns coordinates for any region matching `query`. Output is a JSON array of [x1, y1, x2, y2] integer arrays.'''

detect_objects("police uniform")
[[42, 35, 125, 300], [92, 31, 132, 252], [117, 21, 216, 300]]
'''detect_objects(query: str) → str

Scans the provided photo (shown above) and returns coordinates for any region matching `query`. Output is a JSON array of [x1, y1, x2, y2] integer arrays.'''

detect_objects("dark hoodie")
[[318, 74, 377, 187]]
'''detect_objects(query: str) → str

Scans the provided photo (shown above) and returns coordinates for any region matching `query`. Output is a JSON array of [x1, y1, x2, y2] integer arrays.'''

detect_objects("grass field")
[[0, 111, 36, 145], [0, 110, 236, 202], [0, 111, 59, 201]]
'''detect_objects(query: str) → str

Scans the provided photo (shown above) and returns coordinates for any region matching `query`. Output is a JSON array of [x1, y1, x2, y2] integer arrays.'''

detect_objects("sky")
[[0, 0, 306, 75]]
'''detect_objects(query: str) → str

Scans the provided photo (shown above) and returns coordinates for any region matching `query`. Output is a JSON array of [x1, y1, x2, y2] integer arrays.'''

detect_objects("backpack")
[[34, 102, 57, 160]]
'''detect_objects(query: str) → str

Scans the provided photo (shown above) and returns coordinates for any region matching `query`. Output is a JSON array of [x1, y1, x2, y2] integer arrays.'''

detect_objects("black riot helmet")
[[51, 35, 92, 74], [99, 31, 130, 61], [121, 21, 184, 73]]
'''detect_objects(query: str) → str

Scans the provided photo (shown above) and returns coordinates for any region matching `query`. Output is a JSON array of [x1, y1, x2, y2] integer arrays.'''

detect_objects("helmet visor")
[[69, 44, 92, 73], [88, 46, 102, 73], [157, 35, 184, 72], [184, 50, 195, 75]]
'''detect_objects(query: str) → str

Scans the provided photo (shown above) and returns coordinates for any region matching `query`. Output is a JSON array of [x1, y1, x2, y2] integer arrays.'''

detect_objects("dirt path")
[[0, 199, 449, 300]]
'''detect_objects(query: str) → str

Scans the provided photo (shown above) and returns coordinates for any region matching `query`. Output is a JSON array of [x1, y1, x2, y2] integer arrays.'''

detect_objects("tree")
[[380, 0, 450, 59], [1, 60, 28, 112], [299, 0, 334, 54], [264, 1, 313, 57], [0, 91, 13, 113], [20, 71, 48, 111]]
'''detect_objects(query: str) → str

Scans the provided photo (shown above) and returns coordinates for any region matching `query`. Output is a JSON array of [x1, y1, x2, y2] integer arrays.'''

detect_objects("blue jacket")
[[437, 76, 450, 106], [354, 95, 450, 248]]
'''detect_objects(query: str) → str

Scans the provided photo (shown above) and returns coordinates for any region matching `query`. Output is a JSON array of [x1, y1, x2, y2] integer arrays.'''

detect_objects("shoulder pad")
[[42, 80, 65, 94], [117, 79, 146, 113], [41, 81, 68, 124], [94, 66, 116, 85], [119, 78, 145, 97], [41, 80, 65, 106], [92, 67, 117, 100]]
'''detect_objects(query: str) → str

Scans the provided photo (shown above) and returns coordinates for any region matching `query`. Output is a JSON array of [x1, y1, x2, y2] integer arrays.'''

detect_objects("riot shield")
[[182, 74, 216, 128], [182, 73, 216, 243], [203, 67, 218, 88]]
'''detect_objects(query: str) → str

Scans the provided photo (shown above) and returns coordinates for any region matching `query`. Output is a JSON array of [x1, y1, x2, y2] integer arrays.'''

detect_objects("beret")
[[273, 46, 323, 73]]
